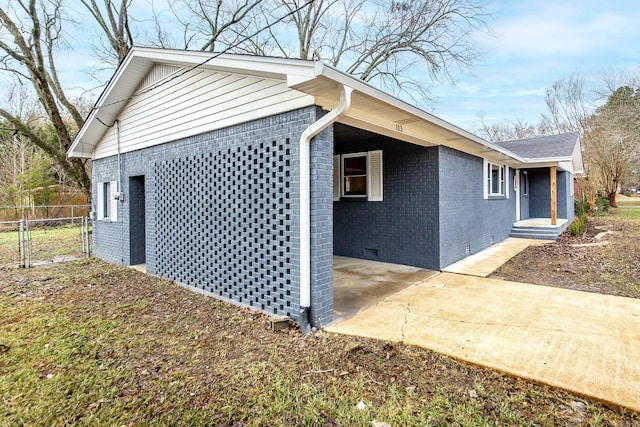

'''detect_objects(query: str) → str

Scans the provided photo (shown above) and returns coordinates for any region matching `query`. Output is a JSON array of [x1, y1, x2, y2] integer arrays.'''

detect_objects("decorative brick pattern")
[[154, 141, 295, 315], [91, 107, 335, 326]]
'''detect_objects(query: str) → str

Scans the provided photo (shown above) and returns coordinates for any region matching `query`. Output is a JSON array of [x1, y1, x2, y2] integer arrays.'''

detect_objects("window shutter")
[[482, 159, 489, 199], [96, 182, 104, 220], [333, 155, 341, 201], [505, 166, 510, 199], [367, 150, 383, 202], [110, 180, 118, 222]]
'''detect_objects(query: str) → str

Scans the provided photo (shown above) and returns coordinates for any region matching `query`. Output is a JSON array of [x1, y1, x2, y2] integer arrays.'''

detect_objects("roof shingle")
[[498, 132, 579, 159]]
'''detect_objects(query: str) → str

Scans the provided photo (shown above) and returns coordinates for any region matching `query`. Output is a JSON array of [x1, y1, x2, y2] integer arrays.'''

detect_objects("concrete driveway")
[[325, 272, 640, 412]]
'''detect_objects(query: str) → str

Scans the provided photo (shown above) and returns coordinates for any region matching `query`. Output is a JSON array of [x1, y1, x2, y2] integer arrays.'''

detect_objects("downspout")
[[115, 119, 124, 264], [299, 84, 353, 331]]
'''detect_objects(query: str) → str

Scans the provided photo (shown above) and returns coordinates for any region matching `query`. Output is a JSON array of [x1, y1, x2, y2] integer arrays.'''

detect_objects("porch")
[[510, 218, 569, 240]]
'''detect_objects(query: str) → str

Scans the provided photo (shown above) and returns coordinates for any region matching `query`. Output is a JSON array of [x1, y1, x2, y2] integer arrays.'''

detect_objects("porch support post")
[[550, 166, 557, 226]]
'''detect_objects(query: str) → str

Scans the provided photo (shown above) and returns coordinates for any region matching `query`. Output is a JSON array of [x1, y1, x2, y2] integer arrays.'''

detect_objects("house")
[[68, 47, 584, 329]]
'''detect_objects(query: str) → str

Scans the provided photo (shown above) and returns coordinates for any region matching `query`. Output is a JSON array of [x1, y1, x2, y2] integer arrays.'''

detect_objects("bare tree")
[[158, 0, 493, 102], [540, 74, 591, 135], [475, 115, 540, 142], [584, 85, 640, 207], [148, 0, 263, 51], [80, 0, 134, 65], [0, 0, 90, 193]]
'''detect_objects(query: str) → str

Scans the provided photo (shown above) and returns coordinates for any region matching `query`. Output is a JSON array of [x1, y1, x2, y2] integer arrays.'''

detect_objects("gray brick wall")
[[438, 147, 516, 268], [309, 108, 334, 326], [91, 107, 333, 326], [333, 138, 440, 270]]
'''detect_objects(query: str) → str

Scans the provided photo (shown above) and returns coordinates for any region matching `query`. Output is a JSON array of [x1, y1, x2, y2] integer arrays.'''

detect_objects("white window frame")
[[333, 150, 383, 202], [341, 152, 368, 198], [96, 180, 118, 222], [483, 159, 508, 199]]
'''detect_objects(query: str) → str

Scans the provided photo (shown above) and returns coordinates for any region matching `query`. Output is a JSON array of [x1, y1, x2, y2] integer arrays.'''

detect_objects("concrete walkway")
[[442, 237, 548, 277], [325, 272, 640, 412]]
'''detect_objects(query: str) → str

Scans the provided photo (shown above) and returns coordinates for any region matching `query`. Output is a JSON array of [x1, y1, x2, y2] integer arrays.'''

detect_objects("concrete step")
[[510, 231, 558, 240], [510, 226, 559, 240]]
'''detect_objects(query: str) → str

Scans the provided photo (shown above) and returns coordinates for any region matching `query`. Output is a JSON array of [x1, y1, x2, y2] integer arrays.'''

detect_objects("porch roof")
[[498, 132, 585, 175]]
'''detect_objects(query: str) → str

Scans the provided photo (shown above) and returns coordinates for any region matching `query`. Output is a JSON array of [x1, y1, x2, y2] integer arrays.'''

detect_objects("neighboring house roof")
[[498, 132, 585, 175], [68, 47, 583, 174]]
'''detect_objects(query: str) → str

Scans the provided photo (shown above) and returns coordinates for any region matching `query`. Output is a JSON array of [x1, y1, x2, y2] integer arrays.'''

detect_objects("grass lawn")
[[1, 256, 639, 426], [0, 224, 87, 267]]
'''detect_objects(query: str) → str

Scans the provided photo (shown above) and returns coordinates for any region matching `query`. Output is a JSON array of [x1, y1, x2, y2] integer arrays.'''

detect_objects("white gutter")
[[299, 84, 353, 320]]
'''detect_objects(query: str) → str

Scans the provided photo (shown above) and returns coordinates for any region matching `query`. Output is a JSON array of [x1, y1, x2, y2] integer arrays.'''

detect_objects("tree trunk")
[[608, 191, 617, 208]]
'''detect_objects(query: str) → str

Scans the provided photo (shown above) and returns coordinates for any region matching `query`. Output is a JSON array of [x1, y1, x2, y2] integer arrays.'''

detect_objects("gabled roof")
[[68, 46, 583, 175], [498, 132, 584, 175]]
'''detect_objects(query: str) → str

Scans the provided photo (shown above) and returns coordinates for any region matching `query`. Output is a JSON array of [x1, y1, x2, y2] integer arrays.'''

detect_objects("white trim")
[[505, 167, 510, 199], [483, 158, 489, 199], [341, 152, 368, 198], [485, 159, 507, 197], [367, 150, 383, 202], [96, 182, 104, 220], [333, 155, 341, 201], [515, 170, 520, 221]]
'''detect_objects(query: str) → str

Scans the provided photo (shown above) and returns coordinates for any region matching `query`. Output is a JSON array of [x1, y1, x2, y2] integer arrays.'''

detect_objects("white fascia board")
[[69, 47, 318, 159], [68, 51, 155, 158], [521, 158, 575, 173], [313, 63, 525, 163], [523, 156, 573, 164]]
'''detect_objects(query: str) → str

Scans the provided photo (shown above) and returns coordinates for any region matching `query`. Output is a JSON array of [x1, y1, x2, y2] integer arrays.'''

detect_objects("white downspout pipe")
[[299, 84, 353, 324]]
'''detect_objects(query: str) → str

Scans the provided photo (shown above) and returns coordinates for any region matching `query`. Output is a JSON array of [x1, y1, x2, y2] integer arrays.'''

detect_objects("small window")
[[334, 150, 383, 201], [523, 171, 528, 196], [102, 182, 112, 219], [484, 160, 506, 198], [96, 180, 118, 222], [343, 153, 367, 197]]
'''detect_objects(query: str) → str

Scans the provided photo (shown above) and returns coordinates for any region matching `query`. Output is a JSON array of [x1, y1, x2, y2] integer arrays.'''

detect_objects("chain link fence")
[[0, 204, 90, 222], [0, 217, 91, 269]]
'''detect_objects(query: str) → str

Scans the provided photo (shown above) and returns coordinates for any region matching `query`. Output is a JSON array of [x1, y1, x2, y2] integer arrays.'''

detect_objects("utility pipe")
[[299, 84, 353, 327]]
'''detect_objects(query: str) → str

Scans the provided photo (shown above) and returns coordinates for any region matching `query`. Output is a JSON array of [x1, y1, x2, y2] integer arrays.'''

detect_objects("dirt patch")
[[2, 258, 639, 425], [492, 212, 640, 298]]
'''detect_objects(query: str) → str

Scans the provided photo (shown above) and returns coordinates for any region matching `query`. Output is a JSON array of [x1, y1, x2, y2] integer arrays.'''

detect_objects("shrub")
[[580, 213, 588, 224], [570, 217, 585, 236], [595, 193, 610, 213], [575, 198, 589, 216]]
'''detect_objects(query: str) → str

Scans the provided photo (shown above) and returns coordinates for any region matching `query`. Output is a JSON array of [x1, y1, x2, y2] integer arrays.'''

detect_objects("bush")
[[575, 198, 589, 216], [580, 213, 588, 224], [570, 217, 586, 236], [595, 193, 610, 213]]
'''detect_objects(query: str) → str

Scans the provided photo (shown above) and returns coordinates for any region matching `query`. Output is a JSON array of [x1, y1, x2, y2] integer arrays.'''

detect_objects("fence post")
[[26, 219, 31, 268], [19, 219, 25, 268], [83, 216, 91, 257], [80, 216, 85, 255]]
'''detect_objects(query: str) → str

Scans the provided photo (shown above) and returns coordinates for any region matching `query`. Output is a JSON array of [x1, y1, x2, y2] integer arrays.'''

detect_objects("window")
[[522, 171, 528, 196], [333, 150, 383, 201], [343, 153, 367, 197], [483, 159, 508, 199], [96, 180, 118, 222]]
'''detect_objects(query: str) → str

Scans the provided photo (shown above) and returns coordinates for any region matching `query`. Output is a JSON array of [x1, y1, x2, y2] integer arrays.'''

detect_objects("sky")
[[4, 0, 639, 135], [428, 0, 640, 132]]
